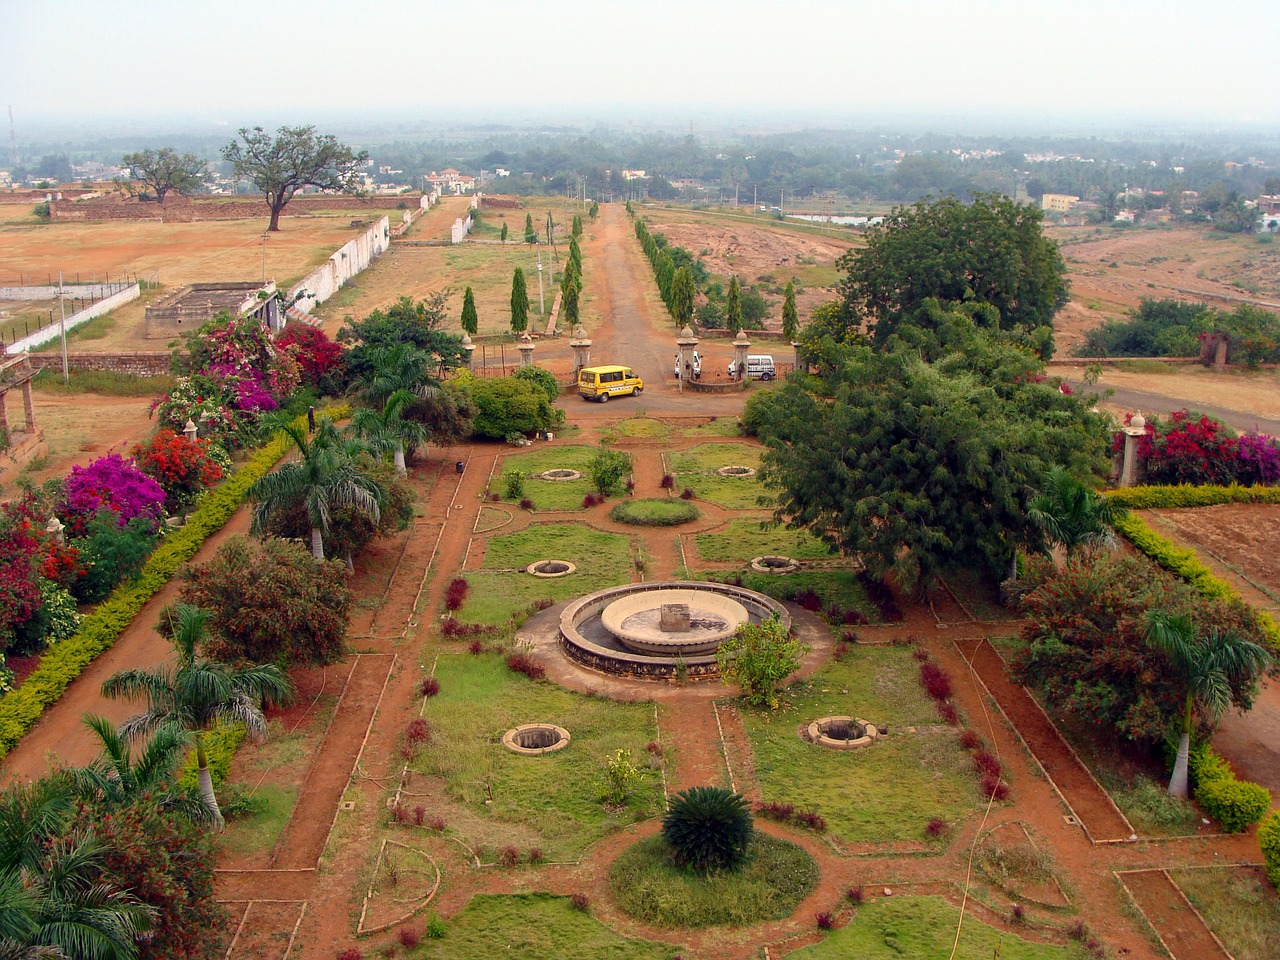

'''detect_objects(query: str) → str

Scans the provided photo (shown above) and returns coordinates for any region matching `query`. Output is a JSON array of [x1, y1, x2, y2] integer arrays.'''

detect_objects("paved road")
[[1066, 380, 1280, 436]]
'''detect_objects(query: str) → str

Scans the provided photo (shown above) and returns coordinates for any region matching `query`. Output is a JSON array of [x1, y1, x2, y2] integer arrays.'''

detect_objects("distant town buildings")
[[1041, 193, 1080, 213], [424, 168, 475, 194]]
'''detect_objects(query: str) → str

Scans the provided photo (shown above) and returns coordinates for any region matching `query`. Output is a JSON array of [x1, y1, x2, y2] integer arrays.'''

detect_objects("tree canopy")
[[337, 293, 465, 381], [222, 125, 367, 231], [120, 148, 207, 202], [835, 194, 1067, 357], [748, 305, 1110, 595]]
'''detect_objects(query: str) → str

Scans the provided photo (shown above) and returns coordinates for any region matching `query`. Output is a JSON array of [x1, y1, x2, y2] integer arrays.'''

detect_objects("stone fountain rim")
[[526, 559, 577, 578], [806, 715, 879, 750], [502, 723, 572, 755]]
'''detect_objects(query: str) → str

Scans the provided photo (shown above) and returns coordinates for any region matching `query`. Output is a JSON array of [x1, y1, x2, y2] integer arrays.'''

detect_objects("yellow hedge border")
[[1104, 483, 1280, 510], [0, 406, 349, 761]]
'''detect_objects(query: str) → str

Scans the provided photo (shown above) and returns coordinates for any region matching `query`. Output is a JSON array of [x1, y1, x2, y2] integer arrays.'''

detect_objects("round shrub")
[[609, 498, 699, 526], [1258, 812, 1280, 888], [662, 785, 753, 873], [1195, 776, 1272, 833]]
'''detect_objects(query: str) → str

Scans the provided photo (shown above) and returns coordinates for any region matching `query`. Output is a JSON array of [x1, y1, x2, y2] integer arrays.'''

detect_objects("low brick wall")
[[48, 194, 422, 223], [28, 352, 173, 377]]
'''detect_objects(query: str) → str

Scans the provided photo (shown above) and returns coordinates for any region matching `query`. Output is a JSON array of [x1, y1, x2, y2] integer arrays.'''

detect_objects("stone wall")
[[27, 352, 173, 377], [287, 217, 390, 313], [47, 194, 423, 223], [5, 283, 141, 355]]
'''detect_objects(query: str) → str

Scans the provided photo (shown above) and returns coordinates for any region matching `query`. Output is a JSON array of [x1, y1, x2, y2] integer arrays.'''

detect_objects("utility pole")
[[536, 246, 545, 315], [58, 271, 68, 383]]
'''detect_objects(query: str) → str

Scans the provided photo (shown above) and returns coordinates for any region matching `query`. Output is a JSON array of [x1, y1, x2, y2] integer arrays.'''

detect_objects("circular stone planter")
[[716, 465, 757, 478], [806, 716, 879, 749], [502, 723, 571, 755], [750, 555, 799, 575], [525, 559, 577, 578], [534, 469, 582, 482]]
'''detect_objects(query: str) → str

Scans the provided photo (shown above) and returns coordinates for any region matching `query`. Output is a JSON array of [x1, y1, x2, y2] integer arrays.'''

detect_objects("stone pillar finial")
[[517, 331, 535, 369], [461, 333, 476, 371], [732, 330, 752, 382], [1119, 412, 1148, 487], [45, 516, 65, 544], [183, 419, 198, 443]]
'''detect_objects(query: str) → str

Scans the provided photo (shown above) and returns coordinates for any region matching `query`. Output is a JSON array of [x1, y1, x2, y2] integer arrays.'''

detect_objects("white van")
[[744, 355, 776, 381]]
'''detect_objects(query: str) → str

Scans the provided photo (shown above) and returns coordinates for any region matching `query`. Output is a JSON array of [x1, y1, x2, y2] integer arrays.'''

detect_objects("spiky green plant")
[[661, 786, 753, 873]]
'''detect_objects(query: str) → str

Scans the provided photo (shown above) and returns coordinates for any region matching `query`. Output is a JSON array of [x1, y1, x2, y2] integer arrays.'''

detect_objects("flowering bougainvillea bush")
[[60, 453, 166, 536], [1115, 409, 1280, 487], [153, 314, 302, 449], [276, 323, 347, 392], [134, 429, 225, 512]]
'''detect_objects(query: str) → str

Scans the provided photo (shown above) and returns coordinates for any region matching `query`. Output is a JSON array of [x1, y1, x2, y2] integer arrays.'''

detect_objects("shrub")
[[919, 661, 952, 701], [427, 815, 446, 832], [662, 786, 754, 874], [847, 885, 865, 904], [1187, 741, 1233, 789], [72, 512, 158, 604], [570, 892, 590, 912], [925, 817, 948, 839], [1259, 812, 1280, 888], [680, 487, 695, 500], [982, 776, 1010, 801], [528, 847, 544, 864], [602, 748, 642, 805], [9, 579, 81, 656], [277, 324, 347, 392], [646, 740, 664, 757], [519, 498, 534, 511], [503, 470, 526, 500], [444, 577, 468, 611], [61, 453, 167, 535], [793, 588, 822, 612], [973, 751, 1002, 779], [513, 365, 560, 404], [398, 927, 420, 948], [660, 473, 675, 489], [1195, 776, 1272, 833], [859, 572, 904, 621], [816, 911, 837, 930], [405, 718, 431, 746], [582, 492, 602, 508], [1011, 903, 1026, 923], [938, 702, 959, 725], [960, 730, 982, 751], [499, 845, 520, 867], [716, 617, 808, 710], [468, 639, 484, 655], [609, 499, 699, 526], [587, 447, 633, 496], [180, 536, 352, 667], [453, 375, 557, 440], [506, 652, 545, 680], [337, 950, 362, 960], [421, 676, 440, 698], [133, 429, 224, 512]]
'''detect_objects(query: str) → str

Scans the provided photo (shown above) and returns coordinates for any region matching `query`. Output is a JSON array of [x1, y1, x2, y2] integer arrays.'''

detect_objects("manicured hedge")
[[1105, 483, 1280, 510], [0, 406, 349, 762], [1197, 775, 1271, 833], [1113, 512, 1280, 652], [1259, 812, 1280, 888]]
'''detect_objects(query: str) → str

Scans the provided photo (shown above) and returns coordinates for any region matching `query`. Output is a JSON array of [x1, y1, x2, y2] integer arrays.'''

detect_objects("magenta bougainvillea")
[[60, 453, 167, 535], [1236, 432, 1280, 485], [1115, 409, 1280, 487]]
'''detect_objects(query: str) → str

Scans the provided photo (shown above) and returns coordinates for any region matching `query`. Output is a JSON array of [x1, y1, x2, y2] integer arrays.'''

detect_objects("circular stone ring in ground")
[[807, 716, 879, 749], [750, 555, 799, 574], [601, 588, 750, 657], [560, 580, 791, 681], [534, 469, 582, 481], [502, 724, 571, 755], [716, 465, 757, 478], [525, 559, 577, 578]]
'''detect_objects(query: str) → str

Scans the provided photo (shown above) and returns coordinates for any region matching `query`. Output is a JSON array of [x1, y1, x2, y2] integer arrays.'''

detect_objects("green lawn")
[[458, 524, 634, 625], [499, 445, 604, 511], [694, 519, 835, 564], [413, 655, 663, 861], [1172, 867, 1280, 960], [740, 645, 981, 844], [411, 894, 678, 959], [608, 418, 670, 440], [219, 784, 296, 857], [667, 443, 767, 510], [681, 417, 742, 437], [791, 896, 1092, 959], [725, 569, 878, 623]]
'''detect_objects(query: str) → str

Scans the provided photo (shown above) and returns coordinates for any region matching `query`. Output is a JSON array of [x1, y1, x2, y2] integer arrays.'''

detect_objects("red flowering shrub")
[[1145, 410, 1239, 485], [61, 453, 167, 535], [506, 652, 546, 680], [444, 577, 469, 611], [277, 323, 347, 390], [0, 521, 42, 651], [134, 429, 224, 511]]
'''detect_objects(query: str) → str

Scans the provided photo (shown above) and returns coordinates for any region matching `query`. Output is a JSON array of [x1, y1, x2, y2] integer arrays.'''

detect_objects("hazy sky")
[[2, 0, 1277, 129]]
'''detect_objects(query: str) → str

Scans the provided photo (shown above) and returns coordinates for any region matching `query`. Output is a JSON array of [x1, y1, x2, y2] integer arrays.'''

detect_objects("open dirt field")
[[1051, 225, 1280, 354]]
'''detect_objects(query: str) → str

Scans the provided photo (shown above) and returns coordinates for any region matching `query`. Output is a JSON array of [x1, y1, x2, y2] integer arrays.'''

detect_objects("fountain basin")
[[601, 588, 749, 656]]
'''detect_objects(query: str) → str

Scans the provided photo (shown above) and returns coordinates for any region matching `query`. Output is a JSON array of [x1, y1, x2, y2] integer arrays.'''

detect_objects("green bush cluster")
[[0, 406, 349, 762], [1105, 483, 1280, 510], [177, 721, 247, 790], [1114, 512, 1280, 652], [1259, 812, 1280, 888], [1187, 741, 1271, 834]]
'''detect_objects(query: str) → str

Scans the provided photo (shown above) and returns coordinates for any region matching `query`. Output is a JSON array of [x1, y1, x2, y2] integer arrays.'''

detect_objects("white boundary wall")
[[5, 282, 141, 354], [0, 283, 128, 300], [287, 216, 390, 314]]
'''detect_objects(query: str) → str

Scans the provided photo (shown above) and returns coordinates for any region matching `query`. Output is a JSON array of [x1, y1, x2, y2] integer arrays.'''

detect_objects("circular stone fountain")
[[502, 723, 571, 755], [560, 580, 790, 681], [806, 716, 879, 750], [716, 465, 757, 478], [534, 469, 582, 482], [526, 559, 577, 578], [751, 555, 800, 575]]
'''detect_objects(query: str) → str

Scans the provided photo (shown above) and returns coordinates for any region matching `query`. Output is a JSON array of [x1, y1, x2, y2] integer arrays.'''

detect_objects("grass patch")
[[694, 519, 835, 564], [608, 832, 817, 928], [682, 417, 741, 437], [1171, 866, 1280, 960], [63, 311, 117, 343], [1114, 358, 1177, 375], [31, 367, 176, 397], [414, 655, 663, 860], [790, 896, 1090, 959], [740, 644, 980, 844], [459, 523, 633, 625], [219, 784, 296, 857], [717, 569, 877, 622], [941, 563, 1012, 621], [500, 445, 599, 511], [413, 893, 679, 959], [668, 442, 766, 509], [609, 418, 670, 440], [1105, 775, 1200, 836], [610, 498, 699, 526]]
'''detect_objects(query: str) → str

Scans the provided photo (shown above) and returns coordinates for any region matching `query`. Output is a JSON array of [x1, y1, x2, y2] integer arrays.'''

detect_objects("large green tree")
[[669, 266, 695, 328], [510, 268, 529, 333], [1146, 611, 1271, 797], [836, 194, 1067, 356], [350, 389, 429, 476], [101, 604, 293, 827], [725, 276, 743, 334], [337, 293, 465, 383], [750, 306, 1109, 595], [120, 148, 206, 202], [221, 126, 367, 232]]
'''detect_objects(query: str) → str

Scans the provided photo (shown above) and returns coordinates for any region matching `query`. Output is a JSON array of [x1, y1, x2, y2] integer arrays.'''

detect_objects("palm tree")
[[1145, 610, 1272, 797], [353, 343, 438, 408], [101, 604, 294, 826], [247, 419, 383, 561], [69, 718, 215, 827], [348, 390, 428, 477], [1028, 468, 1122, 557], [0, 779, 153, 960]]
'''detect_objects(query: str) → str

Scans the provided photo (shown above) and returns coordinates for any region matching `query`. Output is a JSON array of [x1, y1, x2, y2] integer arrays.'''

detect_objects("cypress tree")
[[670, 267, 695, 328], [500, 222, 508, 242], [524, 213, 536, 244], [461, 286, 478, 336], [726, 276, 743, 334], [510, 268, 529, 332], [781, 279, 799, 340]]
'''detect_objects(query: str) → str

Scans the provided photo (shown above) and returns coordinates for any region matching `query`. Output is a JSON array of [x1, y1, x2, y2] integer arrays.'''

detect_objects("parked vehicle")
[[674, 350, 700, 379], [744, 354, 776, 380], [578, 364, 643, 402]]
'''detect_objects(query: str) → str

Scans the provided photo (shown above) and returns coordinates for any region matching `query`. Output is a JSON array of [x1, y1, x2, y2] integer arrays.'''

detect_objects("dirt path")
[[1119, 870, 1232, 960]]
